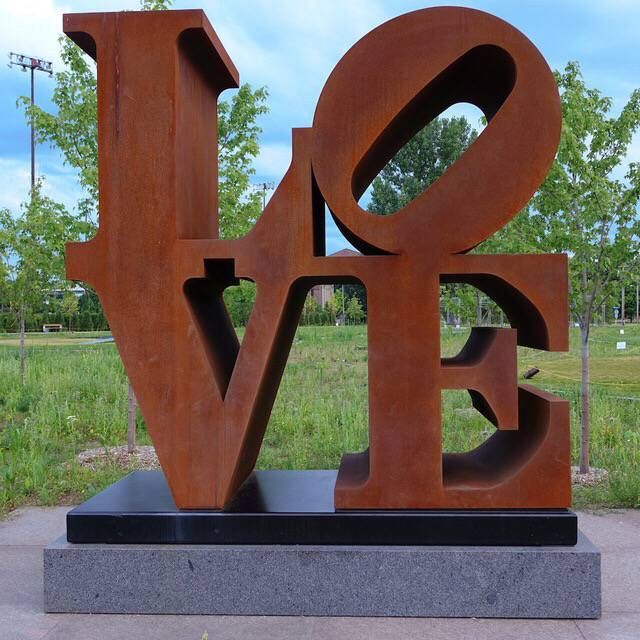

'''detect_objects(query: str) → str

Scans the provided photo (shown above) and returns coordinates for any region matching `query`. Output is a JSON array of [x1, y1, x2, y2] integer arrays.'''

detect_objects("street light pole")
[[30, 64, 35, 188], [8, 52, 53, 190], [257, 182, 275, 210]]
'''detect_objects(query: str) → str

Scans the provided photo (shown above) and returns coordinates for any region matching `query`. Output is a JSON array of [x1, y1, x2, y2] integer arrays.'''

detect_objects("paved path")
[[0, 507, 638, 640]]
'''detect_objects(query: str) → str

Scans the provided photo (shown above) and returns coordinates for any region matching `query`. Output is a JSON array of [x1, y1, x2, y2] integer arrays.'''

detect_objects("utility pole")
[[8, 52, 53, 190]]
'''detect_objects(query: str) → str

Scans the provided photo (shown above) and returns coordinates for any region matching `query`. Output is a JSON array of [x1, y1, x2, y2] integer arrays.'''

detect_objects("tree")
[[224, 280, 256, 327], [346, 295, 364, 324], [523, 62, 640, 473], [140, 0, 173, 9], [302, 295, 321, 325], [629, 254, 640, 322], [614, 253, 640, 324], [78, 289, 108, 330], [61, 292, 79, 331], [440, 283, 479, 326], [324, 297, 338, 325], [0, 183, 82, 380], [0, 216, 11, 304], [368, 116, 477, 215], [343, 283, 367, 316], [23, 0, 268, 333], [333, 289, 346, 323], [218, 85, 269, 238]]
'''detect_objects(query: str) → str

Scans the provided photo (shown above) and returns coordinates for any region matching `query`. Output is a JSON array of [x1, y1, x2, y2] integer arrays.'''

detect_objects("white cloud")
[[253, 142, 292, 184], [0, 158, 31, 212], [203, 0, 387, 129], [0, 0, 70, 68], [0, 155, 83, 214], [0, 0, 145, 74], [42, 165, 85, 211]]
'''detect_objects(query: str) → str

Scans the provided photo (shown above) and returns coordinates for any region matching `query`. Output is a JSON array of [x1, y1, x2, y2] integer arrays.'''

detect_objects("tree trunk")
[[127, 382, 137, 453], [19, 306, 25, 385], [621, 286, 625, 327], [476, 292, 482, 325], [579, 322, 591, 474]]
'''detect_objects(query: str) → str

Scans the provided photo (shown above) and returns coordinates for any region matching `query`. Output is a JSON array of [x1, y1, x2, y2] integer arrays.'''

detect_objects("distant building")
[[310, 283, 334, 307], [309, 249, 361, 306], [327, 248, 361, 258]]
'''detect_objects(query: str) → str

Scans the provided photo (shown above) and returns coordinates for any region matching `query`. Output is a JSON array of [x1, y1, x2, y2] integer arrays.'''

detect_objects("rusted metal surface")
[[65, 7, 570, 510]]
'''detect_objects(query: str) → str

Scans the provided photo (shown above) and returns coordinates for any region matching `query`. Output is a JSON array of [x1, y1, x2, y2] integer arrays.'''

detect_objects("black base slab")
[[66, 470, 577, 546]]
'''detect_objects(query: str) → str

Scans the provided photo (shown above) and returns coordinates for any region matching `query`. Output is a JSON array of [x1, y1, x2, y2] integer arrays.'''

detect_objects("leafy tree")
[[212, 85, 269, 319], [78, 289, 107, 329], [629, 254, 640, 322], [218, 85, 269, 238], [333, 289, 346, 323], [302, 295, 321, 325], [368, 116, 477, 215], [22, 0, 268, 330], [224, 281, 256, 327], [342, 283, 367, 316], [440, 283, 479, 326], [510, 62, 640, 473], [61, 292, 79, 331], [140, 0, 173, 9], [0, 217, 11, 305], [614, 253, 640, 324], [346, 295, 364, 324], [0, 183, 83, 380], [324, 298, 337, 325]]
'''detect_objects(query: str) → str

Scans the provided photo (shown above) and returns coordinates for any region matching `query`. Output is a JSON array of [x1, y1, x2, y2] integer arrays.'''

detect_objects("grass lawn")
[[0, 324, 638, 514]]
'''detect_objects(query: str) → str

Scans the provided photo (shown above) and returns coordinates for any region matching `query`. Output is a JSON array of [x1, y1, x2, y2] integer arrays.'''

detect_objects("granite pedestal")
[[44, 533, 600, 617], [44, 471, 601, 618]]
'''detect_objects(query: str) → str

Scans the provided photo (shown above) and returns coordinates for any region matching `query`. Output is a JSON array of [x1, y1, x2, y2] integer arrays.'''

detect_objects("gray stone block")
[[44, 532, 601, 618]]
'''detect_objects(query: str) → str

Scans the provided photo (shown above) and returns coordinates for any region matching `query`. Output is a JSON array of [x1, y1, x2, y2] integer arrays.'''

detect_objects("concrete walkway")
[[0, 507, 638, 640]]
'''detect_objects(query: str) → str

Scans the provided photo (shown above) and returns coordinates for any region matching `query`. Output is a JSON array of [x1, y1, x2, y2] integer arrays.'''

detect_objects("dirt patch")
[[572, 466, 609, 487], [77, 445, 160, 471]]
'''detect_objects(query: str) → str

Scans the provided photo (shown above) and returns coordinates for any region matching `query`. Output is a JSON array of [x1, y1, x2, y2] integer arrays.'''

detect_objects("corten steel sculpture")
[[64, 7, 570, 510]]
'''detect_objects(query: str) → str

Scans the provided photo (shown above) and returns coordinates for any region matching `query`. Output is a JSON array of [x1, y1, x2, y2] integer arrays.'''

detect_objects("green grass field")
[[0, 324, 638, 514]]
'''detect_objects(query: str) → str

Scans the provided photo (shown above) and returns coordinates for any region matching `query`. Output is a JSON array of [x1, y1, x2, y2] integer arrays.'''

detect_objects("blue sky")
[[1, 0, 639, 253]]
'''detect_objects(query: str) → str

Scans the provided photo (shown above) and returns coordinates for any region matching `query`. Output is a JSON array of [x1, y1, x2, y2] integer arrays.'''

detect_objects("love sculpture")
[[64, 7, 570, 510]]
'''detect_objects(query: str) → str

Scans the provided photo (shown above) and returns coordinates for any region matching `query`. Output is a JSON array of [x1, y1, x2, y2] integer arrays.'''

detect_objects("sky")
[[1, 0, 639, 253]]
